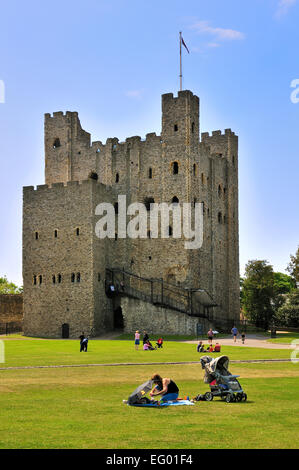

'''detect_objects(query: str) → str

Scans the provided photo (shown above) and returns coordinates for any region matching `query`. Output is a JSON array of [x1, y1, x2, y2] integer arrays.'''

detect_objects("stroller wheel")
[[242, 393, 247, 402], [225, 394, 233, 403], [236, 393, 243, 402], [204, 392, 213, 402]]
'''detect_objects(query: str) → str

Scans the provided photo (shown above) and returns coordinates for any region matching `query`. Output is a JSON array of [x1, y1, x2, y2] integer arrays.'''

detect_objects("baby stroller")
[[126, 380, 157, 406], [195, 355, 247, 403]]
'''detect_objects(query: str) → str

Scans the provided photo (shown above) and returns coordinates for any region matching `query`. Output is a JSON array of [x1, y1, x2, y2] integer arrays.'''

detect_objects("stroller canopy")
[[208, 356, 229, 373], [201, 355, 230, 383], [128, 380, 153, 405]]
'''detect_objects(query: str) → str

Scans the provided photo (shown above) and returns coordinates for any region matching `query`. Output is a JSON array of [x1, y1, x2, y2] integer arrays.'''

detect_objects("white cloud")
[[207, 42, 221, 48], [191, 21, 245, 41], [125, 89, 143, 99], [276, 0, 298, 18]]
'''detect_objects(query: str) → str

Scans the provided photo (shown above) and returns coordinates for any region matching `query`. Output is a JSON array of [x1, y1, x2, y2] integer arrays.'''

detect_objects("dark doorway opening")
[[62, 323, 69, 338], [113, 307, 124, 329]]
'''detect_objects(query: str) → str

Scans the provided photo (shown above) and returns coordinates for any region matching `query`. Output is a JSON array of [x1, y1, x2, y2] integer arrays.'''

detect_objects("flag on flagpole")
[[181, 36, 190, 54]]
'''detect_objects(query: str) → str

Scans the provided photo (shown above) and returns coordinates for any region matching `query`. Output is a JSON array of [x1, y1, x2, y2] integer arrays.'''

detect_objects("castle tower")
[[44, 111, 91, 185], [23, 89, 240, 338], [161, 90, 200, 146]]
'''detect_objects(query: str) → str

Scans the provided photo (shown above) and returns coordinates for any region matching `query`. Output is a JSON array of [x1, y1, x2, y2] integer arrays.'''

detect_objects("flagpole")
[[179, 31, 182, 91]]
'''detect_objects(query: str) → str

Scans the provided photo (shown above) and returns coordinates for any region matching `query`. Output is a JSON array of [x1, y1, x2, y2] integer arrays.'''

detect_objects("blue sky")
[[0, 0, 298, 286]]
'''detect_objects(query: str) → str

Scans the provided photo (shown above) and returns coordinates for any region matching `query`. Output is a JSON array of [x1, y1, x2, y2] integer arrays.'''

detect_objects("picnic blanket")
[[128, 399, 194, 407]]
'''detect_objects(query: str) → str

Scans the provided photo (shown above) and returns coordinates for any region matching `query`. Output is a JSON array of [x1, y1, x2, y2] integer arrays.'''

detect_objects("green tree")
[[275, 289, 299, 327], [272, 272, 295, 312], [287, 246, 299, 286], [0, 276, 23, 294], [242, 260, 275, 329]]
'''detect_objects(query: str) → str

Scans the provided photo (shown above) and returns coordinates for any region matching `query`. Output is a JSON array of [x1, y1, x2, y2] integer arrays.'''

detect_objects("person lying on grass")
[[149, 374, 179, 402]]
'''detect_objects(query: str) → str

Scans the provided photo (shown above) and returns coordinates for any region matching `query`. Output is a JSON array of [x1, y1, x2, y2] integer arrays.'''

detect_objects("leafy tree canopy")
[[0, 276, 23, 294]]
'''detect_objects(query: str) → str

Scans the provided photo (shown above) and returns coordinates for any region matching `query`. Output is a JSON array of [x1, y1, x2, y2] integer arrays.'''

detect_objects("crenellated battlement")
[[201, 129, 236, 141], [23, 178, 100, 194], [44, 111, 80, 121]]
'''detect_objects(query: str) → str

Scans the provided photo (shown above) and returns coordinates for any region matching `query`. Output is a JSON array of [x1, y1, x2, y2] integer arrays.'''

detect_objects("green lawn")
[[267, 332, 299, 344], [0, 337, 298, 449], [0, 336, 294, 368]]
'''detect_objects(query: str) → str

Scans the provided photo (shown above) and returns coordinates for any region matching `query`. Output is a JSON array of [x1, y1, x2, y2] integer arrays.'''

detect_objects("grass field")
[[0, 335, 299, 449], [267, 332, 299, 344]]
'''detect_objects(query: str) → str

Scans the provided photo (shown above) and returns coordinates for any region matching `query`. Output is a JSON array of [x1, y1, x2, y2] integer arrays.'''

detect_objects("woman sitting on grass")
[[149, 374, 179, 402]]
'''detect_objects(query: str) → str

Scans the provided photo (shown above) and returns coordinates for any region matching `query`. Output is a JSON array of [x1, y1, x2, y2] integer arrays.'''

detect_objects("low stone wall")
[[0, 294, 23, 322], [120, 296, 211, 336], [0, 294, 23, 333]]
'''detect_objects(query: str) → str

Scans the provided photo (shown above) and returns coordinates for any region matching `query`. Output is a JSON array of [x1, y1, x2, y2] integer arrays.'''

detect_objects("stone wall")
[[120, 296, 211, 336], [22, 180, 114, 338], [0, 294, 23, 323]]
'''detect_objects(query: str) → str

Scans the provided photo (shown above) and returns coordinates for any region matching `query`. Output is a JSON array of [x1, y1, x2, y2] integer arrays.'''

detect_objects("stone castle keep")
[[22, 90, 240, 338]]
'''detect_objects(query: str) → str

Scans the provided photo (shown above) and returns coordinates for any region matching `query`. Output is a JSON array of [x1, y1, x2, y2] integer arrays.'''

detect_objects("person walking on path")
[[134, 330, 140, 350], [231, 326, 239, 342], [241, 332, 246, 344], [207, 328, 214, 345]]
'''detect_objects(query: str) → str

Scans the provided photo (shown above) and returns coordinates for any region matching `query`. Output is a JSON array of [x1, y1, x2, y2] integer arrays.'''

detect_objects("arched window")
[[193, 163, 196, 176], [115, 173, 119, 183], [144, 197, 155, 211], [147, 230, 151, 239], [33, 275, 37, 285], [53, 138, 61, 149], [54, 229, 58, 238], [35, 231, 39, 240], [193, 197, 197, 208], [58, 274, 62, 283], [39, 275, 43, 285], [96, 148, 101, 153], [201, 173, 204, 184], [172, 196, 179, 205], [71, 273, 75, 283], [218, 212, 222, 224], [52, 275, 56, 284], [115, 233, 118, 241], [77, 272, 81, 283], [191, 122, 195, 133], [148, 168, 152, 179], [172, 162, 179, 175], [76, 228, 80, 236], [174, 124, 178, 132], [218, 185, 222, 197], [168, 226, 173, 236]]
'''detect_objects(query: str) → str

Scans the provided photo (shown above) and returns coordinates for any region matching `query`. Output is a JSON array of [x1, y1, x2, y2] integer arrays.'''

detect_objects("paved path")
[[1, 357, 298, 372], [184, 334, 295, 350]]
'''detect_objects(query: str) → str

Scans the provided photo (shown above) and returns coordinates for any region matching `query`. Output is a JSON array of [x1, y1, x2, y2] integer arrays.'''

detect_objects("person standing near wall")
[[134, 330, 140, 350], [79, 332, 85, 352]]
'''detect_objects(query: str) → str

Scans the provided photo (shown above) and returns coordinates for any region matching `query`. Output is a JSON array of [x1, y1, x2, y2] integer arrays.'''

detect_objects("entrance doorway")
[[62, 323, 69, 338], [113, 307, 124, 329]]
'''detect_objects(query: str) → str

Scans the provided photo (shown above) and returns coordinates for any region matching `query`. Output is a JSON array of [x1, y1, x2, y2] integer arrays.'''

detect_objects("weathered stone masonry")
[[23, 90, 239, 338]]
